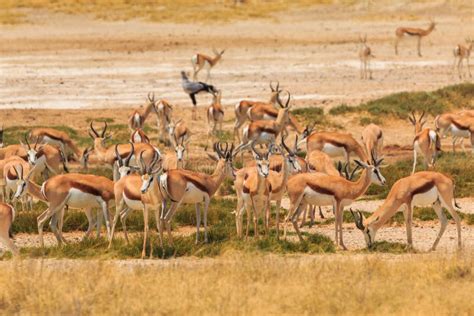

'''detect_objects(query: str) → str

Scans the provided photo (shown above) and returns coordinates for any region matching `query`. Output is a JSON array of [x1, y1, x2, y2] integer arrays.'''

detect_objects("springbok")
[[4, 158, 32, 211], [284, 152, 385, 249], [234, 81, 282, 142], [435, 111, 474, 152], [152, 143, 235, 246], [207, 90, 224, 147], [155, 99, 173, 144], [130, 128, 150, 144], [361, 123, 383, 157], [191, 48, 225, 81], [358, 34, 374, 79], [453, 38, 472, 79], [395, 20, 436, 57], [29, 128, 81, 161], [0, 144, 27, 160], [0, 202, 17, 255], [14, 165, 115, 247], [128, 92, 158, 132], [409, 112, 440, 174], [0, 156, 25, 202], [351, 171, 462, 250], [89, 121, 159, 181]]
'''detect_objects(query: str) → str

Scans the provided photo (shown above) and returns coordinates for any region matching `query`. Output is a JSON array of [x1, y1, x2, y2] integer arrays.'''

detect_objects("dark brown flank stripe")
[[124, 185, 141, 201], [377, 131, 383, 140], [258, 127, 277, 135], [411, 180, 435, 197], [7, 169, 17, 180], [405, 31, 418, 36], [262, 109, 277, 118], [243, 185, 250, 194], [307, 182, 334, 196], [70, 181, 103, 197], [183, 174, 211, 195], [325, 139, 348, 151], [451, 119, 470, 131], [43, 132, 64, 142]]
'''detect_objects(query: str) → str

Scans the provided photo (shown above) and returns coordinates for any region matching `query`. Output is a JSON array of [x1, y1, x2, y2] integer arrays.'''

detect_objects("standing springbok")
[[284, 152, 385, 249], [128, 92, 158, 132], [130, 128, 150, 144], [234, 81, 282, 142], [435, 111, 474, 152], [453, 38, 472, 79], [29, 128, 81, 161], [23, 135, 68, 179], [0, 202, 17, 255], [89, 121, 159, 181], [395, 20, 436, 57], [13, 165, 115, 247], [361, 123, 383, 157], [409, 112, 440, 174], [191, 48, 225, 82], [155, 99, 173, 144], [168, 119, 191, 168], [351, 171, 462, 250], [152, 143, 235, 246], [234, 92, 291, 155], [4, 158, 32, 211], [358, 34, 374, 79], [207, 90, 224, 147]]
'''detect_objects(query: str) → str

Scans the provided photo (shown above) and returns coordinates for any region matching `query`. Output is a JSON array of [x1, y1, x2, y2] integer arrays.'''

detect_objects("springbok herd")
[[0, 20, 473, 258]]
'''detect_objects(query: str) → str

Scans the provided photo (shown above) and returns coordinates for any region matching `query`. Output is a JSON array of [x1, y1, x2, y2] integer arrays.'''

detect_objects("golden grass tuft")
[[0, 252, 473, 314]]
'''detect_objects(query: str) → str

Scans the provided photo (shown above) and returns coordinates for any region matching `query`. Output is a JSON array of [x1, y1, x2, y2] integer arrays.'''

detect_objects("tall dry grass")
[[0, 252, 473, 314]]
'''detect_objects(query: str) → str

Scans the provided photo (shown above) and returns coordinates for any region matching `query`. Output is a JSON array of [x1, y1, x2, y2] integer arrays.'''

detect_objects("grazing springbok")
[[453, 38, 472, 79], [435, 111, 474, 152], [109, 151, 162, 258], [89, 121, 159, 181], [29, 128, 81, 161], [235, 92, 291, 156], [358, 34, 374, 79], [130, 128, 150, 144], [234, 81, 282, 142], [155, 99, 173, 144], [306, 130, 369, 166], [352, 171, 462, 250], [14, 165, 115, 247], [128, 92, 158, 132], [181, 71, 217, 120], [235, 142, 273, 238], [152, 143, 235, 246], [409, 112, 440, 174], [191, 48, 225, 82], [207, 90, 224, 147], [361, 123, 383, 157], [23, 135, 68, 179], [0, 202, 17, 255], [395, 20, 436, 57], [284, 152, 385, 250]]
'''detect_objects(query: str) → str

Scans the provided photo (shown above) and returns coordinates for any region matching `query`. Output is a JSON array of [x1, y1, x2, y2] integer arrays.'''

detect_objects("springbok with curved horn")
[[152, 143, 235, 246], [23, 135, 68, 179], [409, 112, 440, 174], [351, 171, 462, 250], [0, 202, 18, 255], [13, 164, 115, 246], [29, 128, 80, 162], [128, 92, 158, 132], [395, 20, 436, 57], [207, 90, 224, 147], [358, 34, 374, 79], [284, 151, 385, 249], [361, 123, 383, 157], [234, 81, 282, 142], [234, 92, 292, 155], [89, 121, 159, 181], [191, 48, 225, 82], [453, 38, 472, 79], [130, 128, 150, 144]]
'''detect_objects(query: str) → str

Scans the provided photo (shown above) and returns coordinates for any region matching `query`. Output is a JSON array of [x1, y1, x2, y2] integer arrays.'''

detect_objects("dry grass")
[[0, 252, 473, 314]]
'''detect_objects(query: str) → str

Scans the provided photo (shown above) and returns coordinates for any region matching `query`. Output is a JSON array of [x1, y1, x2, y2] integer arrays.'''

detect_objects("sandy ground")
[[0, 2, 473, 256]]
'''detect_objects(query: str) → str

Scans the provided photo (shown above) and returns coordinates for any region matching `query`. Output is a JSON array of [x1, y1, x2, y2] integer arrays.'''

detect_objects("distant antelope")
[[453, 38, 473, 79], [358, 34, 374, 79], [130, 128, 150, 144], [361, 123, 383, 157], [207, 90, 224, 147], [0, 202, 17, 255], [352, 171, 462, 250], [191, 48, 225, 81], [435, 111, 474, 152], [409, 112, 440, 174], [155, 99, 173, 144], [168, 119, 191, 168], [395, 20, 436, 57], [234, 81, 282, 142], [128, 92, 158, 132], [29, 128, 81, 162]]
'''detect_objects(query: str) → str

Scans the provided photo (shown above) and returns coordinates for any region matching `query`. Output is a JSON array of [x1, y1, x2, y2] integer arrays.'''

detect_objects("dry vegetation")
[[0, 253, 473, 314]]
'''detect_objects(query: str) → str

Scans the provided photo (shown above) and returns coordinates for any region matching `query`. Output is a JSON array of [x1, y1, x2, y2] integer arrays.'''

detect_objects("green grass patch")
[[359, 116, 382, 126], [364, 241, 413, 254], [329, 104, 354, 115]]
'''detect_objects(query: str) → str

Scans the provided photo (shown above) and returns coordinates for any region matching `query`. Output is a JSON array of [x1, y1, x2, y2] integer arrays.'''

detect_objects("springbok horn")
[[90, 121, 99, 137], [24, 134, 31, 150], [102, 121, 108, 138]]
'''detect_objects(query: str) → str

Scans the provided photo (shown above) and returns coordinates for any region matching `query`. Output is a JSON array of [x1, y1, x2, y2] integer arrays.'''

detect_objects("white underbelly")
[[450, 125, 470, 138], [182, 183, 207, 204], [322, 143, 346, 157], [132, 134, 143, 143], [412, 187, 438, 206], [42, 136, 62, 147], [303, 187, 334, 206], [123, 194, 143, 210], [261, 114, 275, 120], [66, 188, 101, 209], [257, 132, 275, 143]]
